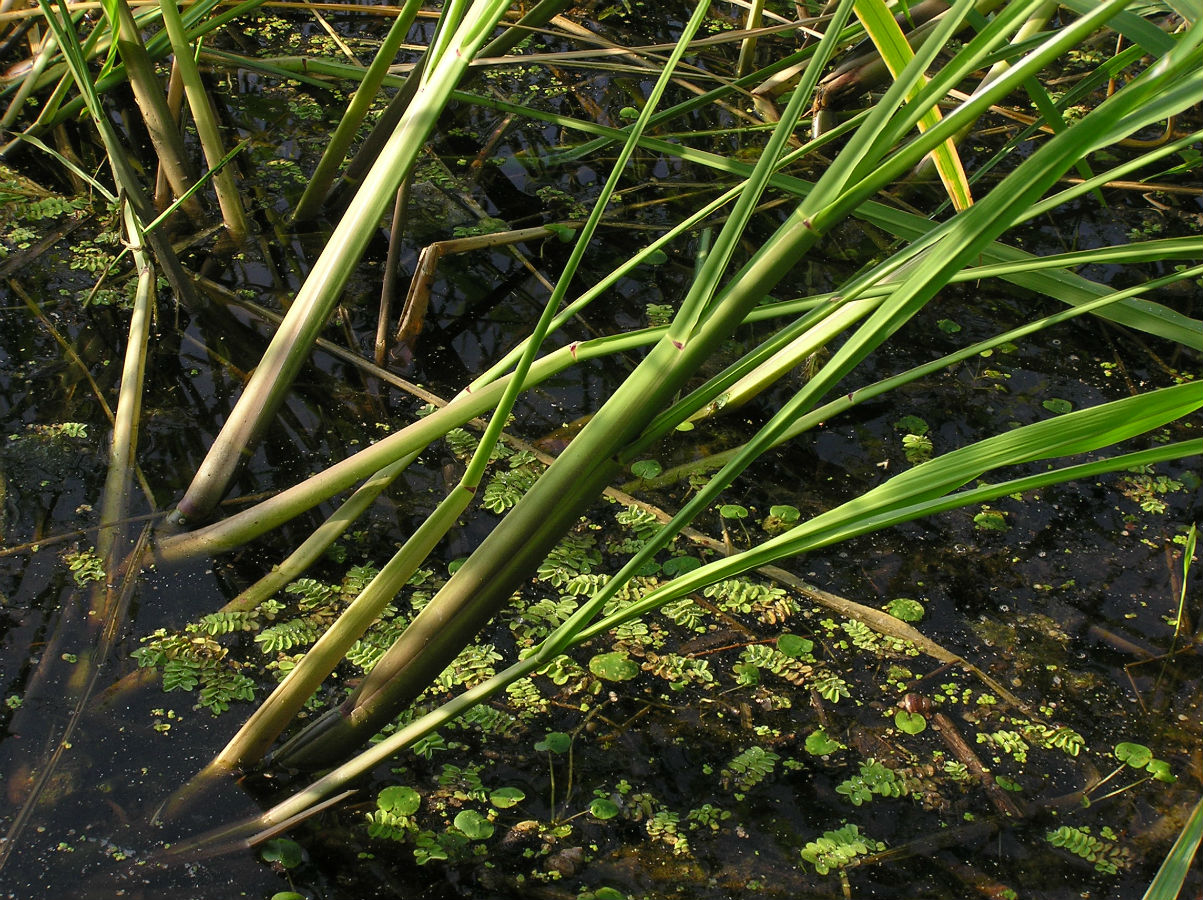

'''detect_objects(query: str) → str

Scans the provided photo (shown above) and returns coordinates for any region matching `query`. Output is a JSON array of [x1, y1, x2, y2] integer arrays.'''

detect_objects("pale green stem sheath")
[[0, 23, 62, 129], [736, 0, 765, 77], [158, 0, 249, 241], [109, 0, 201, 219], [96, 206, 155, 570], [168, 0, 515, 523], [292, 0, 423, 222]]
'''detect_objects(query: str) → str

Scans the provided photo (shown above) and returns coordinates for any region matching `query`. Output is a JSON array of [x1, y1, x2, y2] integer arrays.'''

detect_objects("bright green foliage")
[[439, 764, 487, 802], [660, 598, 707, 631], [1046, 825, 1132, 874], [738, 643, 813, 687], [535, 731, 571, 754], [132, 629, 256, 714], [643, 652, 714, 688], [686, 803, 730, 831], [366, 786, 422, 840], [836, 759, 907, 806], [885, 597, 925, 622], [800, 823, 885, 875], [894, 710, 926, 734], [1026, 723, 1085, 758], [346, 615, 408, 670], [460, 704, 515, 737], [646, 809, 689, 855], [430, 644, 502, 694], [538, 655, 587, 688], [811, 673, 851, 703], [536, 534, 602, 588], [1115, 742, 1176, 783], [589, 651, 640, 682], [721, 745, 779, 792], [805, 729, 845, 756], [977, 729, 1030, 764], [488, 786, 524, 809], [62, 547, 105, 587], [511, 596, 578, 645], [255, 618, 322, 654], [611, 505, 663, 553], [452, 809, 494, 840], [901, 433, 934, 464], [481, 465, 539, 513], [260, 838, 304, 869], [703, 578, 796, 623], [590, 797, 621, 820], [973, 507, 1009, 532]]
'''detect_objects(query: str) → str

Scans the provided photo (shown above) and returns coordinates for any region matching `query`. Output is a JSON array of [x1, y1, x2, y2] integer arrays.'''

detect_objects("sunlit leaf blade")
[[1142, 797, 1203, 900], [853, 0, 972, 209]]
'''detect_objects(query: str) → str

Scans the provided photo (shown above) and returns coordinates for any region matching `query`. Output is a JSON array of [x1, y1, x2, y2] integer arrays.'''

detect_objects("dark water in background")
[[1, 6, 1200, 900]]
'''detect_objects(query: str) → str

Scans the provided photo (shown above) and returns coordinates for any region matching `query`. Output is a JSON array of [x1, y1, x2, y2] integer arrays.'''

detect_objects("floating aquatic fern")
[[801, 823, 885, 875], [836, 759, 907, 806], [1046, 825, 1133, 874], [722, 745, 779, 792], [536, 533, 602, 587]]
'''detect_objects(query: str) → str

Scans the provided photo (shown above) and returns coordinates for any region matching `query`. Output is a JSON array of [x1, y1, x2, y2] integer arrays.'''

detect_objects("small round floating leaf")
[[589, 798, 621, 820], [894, 710, 927, 735], [535, 731, 571, 754], [260, 838, 304, 869], [271, 894, 306, 900], [454, 809, 494, 840], [1115, 741, 1153, 769], [448, 557, 467, 575], [592, 889, 626, 900], [661, 556, 701, 577], [630, 460, 663, 479], [937, 318, 961, 334], [1042, 397, 1073, 415], [589, 651, 639, 682], [618, 106, 640, 120], [1145, 759, 1176, 783], [644, 248, 668, 265], [768, 504, 800, 522], [377, 785, 421, 816], [489, 787, 525, 809], [719, 504, 748, 519], [804, 729, 843, 755], [894, 415, 928, 435], [973, 509, 1008, 532], [885, 597, 925, 623], [544, 223, 575, 242], [777, 633, 814, 659]]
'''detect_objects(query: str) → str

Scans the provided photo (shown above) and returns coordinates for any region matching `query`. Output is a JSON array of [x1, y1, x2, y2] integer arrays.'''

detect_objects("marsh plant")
[[0, 0, 1200, 896]]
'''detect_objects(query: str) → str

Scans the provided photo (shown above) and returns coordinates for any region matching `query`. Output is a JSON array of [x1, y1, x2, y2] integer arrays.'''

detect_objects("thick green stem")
[[111, 0, 201, 219], [158, 0, 249, 241], [169, 0, 514, 522]]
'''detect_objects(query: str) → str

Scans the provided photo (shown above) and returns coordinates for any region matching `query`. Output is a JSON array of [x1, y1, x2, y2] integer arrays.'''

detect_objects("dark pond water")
[[1, 4, 1201, 900]]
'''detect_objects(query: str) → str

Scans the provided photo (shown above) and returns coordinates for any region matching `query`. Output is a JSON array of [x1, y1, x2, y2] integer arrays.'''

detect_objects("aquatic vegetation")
[[0, 0, 1200, 896]]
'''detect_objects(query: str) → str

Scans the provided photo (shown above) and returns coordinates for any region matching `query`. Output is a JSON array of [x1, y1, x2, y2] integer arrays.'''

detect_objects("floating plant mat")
[[1, 0, 1201, 898], [112, 402, 1198, 900]]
